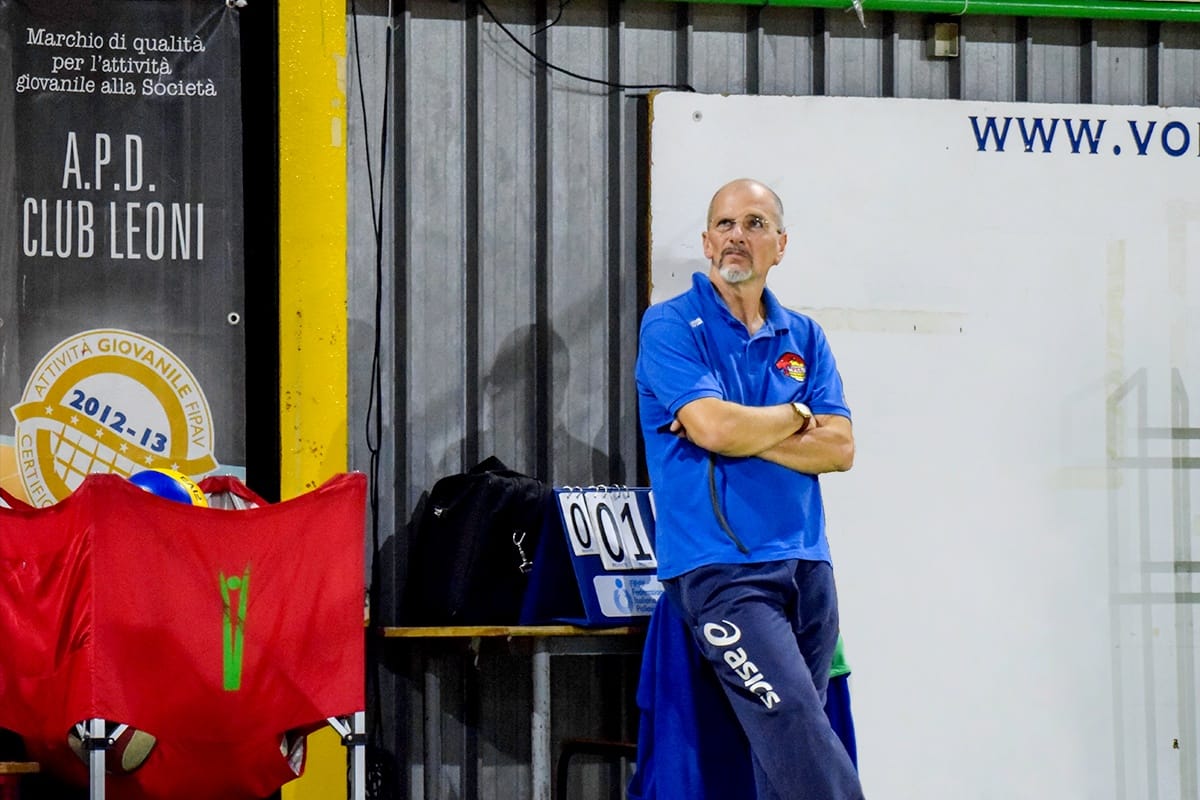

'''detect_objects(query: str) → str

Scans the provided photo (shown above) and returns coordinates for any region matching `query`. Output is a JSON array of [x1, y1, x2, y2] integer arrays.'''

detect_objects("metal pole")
[[424, 659, 441, 799], [531, 641, 551, 800], [326, 714, 367, 800], [87, 718, 105, 800], [352, 711, 366, 800]]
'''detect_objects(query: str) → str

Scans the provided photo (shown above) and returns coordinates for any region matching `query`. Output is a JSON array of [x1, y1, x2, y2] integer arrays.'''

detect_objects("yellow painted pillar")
[[278, 3, 349, 799]]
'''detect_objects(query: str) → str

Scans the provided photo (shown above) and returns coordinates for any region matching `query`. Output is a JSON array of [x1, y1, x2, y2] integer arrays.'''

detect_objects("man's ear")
[[701, 230, 714, 260]]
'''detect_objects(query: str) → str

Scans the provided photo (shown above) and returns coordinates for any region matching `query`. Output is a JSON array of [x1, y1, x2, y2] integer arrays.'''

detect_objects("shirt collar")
[[692, 272, 790, 336]]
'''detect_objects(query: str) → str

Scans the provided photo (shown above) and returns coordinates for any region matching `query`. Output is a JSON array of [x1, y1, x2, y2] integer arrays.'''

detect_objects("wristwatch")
[[791, 401, 813, 433]]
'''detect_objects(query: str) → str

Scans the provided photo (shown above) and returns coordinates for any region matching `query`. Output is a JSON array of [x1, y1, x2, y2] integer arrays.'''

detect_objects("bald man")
[[636, 179, 864, 799]]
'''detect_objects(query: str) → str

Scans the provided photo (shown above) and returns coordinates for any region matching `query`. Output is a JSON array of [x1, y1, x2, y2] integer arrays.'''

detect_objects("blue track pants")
[[663, 559, 866, 800]]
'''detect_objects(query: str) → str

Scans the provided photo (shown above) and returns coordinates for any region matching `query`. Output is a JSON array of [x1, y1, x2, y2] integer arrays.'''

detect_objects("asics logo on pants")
[[702, 619, 782, 710]]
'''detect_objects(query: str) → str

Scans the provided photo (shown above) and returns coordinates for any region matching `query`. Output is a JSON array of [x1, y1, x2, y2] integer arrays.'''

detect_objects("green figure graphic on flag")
[[220, 565, 251, 690]]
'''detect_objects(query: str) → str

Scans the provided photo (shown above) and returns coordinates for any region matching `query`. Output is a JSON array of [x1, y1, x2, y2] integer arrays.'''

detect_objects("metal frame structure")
[[78, 711, 367, 800]]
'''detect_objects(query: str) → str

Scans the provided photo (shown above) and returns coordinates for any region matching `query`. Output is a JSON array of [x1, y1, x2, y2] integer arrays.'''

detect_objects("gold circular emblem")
[[10, 329, 217, 506]]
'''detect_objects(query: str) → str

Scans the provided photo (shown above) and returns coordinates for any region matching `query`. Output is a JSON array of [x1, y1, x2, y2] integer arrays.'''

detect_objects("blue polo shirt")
[[636, 272, 851, 579]]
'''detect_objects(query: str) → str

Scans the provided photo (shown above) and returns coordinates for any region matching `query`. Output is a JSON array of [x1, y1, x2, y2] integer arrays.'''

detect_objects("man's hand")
[[665, 418, 688, 439]]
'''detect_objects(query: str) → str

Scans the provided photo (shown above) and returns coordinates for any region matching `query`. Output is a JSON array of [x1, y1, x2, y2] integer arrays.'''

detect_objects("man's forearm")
[[675, 397, 806, 457], [756, 416, 855, 474]]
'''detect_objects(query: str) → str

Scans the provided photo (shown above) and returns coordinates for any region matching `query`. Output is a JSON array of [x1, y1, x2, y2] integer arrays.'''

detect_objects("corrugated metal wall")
[[344, 2, 1200, 796]]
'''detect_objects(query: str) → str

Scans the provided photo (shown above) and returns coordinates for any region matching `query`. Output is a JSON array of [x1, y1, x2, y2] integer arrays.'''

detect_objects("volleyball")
[[67, 722, 157, 774], [128, 468, 208, 507]]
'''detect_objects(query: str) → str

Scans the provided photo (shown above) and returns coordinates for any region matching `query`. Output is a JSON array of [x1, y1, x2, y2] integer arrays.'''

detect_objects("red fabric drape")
[[0, 472, 366, 799], [0, 487, 31, 509]]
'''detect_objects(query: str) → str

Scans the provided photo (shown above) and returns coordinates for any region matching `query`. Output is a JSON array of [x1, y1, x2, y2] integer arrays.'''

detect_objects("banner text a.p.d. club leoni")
[[0, 0, 245, 505]]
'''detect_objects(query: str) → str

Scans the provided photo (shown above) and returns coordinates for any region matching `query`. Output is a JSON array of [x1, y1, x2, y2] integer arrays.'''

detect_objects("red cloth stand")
[[0, 472, 366, 800]]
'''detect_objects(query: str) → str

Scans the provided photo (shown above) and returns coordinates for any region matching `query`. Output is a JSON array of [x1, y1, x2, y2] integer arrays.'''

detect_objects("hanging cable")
[[349, 0, 390, 605], [532, 0, 572, 35], [349, 0, 392, 793], [477, 0, 695, 92]]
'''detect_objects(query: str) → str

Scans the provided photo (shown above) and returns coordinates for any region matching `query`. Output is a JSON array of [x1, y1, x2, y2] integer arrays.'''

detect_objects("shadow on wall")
[[489, 323, 623, 486], [378, 322, 625, 625], [424, 323, 624, 488]]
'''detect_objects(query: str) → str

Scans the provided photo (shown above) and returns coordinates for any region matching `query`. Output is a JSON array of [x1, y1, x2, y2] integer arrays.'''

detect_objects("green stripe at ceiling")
[[663, 0, 1200, 23]]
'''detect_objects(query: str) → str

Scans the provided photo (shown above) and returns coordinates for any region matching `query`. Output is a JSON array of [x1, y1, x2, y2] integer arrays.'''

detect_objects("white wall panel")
[[1094, 19, 1152, 105], [1028, 17, 1086, 102], [760, 6, 816, 95], [1162, 24, 1200, 106], [962, 16, 1021, 101], [893, 13, 954, 98]]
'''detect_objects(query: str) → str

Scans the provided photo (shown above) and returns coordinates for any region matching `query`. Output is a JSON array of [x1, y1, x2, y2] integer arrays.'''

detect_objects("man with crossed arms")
[[636, 178, 865, 799]]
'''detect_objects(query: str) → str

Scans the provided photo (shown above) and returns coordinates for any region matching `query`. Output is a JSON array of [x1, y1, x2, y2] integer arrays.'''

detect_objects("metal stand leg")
[[86, 718, 106, 800], [424, 661, 441, 799], [351, 711, 365, 800], [326, 712, 366, 800], [532, 641, 551, 800]]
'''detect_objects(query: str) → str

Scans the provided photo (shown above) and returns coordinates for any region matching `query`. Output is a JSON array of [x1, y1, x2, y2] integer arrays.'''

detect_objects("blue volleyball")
[[128, 468, 208, 507]]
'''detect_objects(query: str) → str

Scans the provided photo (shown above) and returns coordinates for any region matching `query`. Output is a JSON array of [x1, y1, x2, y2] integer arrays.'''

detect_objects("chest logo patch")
[[774, 352, 807, 383]]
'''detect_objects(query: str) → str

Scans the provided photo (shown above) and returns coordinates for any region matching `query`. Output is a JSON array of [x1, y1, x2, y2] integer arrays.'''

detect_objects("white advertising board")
[[650, 92, 1200, 800]]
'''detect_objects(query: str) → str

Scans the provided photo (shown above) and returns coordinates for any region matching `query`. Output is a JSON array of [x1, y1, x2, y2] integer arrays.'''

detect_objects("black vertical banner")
[[0, 0, 245, 505]]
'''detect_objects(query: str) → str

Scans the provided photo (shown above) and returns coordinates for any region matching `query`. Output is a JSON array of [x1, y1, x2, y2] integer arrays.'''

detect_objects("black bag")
[[402, 456, 553, 625]]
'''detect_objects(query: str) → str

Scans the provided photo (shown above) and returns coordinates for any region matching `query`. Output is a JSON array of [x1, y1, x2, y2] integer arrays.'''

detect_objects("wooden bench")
[[0, 762, 39, 775]]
